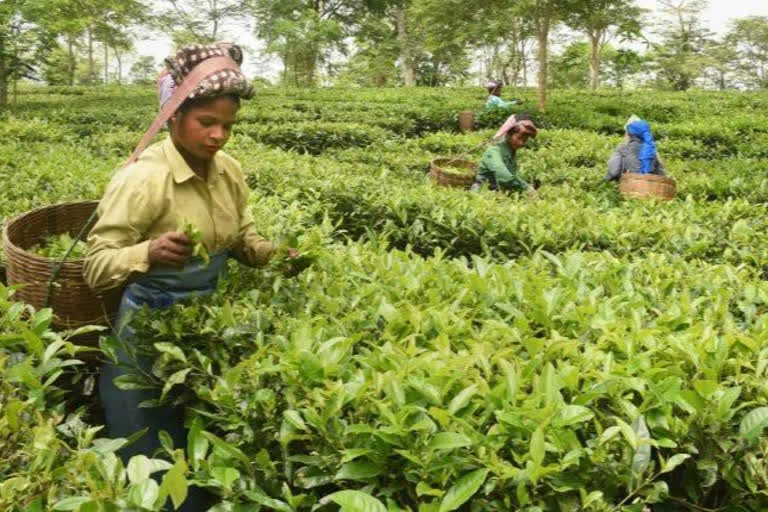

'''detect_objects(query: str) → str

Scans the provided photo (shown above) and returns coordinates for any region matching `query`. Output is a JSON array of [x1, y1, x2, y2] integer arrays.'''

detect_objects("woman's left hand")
[[282, 247, 304, 277]]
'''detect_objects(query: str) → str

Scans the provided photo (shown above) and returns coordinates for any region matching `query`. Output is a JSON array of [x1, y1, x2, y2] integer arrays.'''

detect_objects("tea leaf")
[[327, 490, 387, 512], [335, 461, 383, 480], [447, 384, 477, 415], [52, 497, 91, 510], [661, 454, 691, 474], [428, 432, 473, 451], [154, 342, 187, 363], [555, 405, 594, 427], [631, 415, 651, 477], [158, 457, 187, 509], [126, 455, 152, 484], [530, 427, 545, 466], [438, 468, 489, 512], [739, 407, 768, 441]]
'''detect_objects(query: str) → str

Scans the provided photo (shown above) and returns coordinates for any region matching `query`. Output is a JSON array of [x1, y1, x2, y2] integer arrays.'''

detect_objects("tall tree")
[[349, 0, 420, 86], [92, 0, 145, 84], [407, 0, 473, 86], [344, 10, 401, 86], [394, 4, 418, 86], [253, 0, 368, 86], [45, 0, 88, 85], [605, 48, 647, 89], [130, 55, 157, 84], [523, 0, 568, 111], [0, 0, 51, 106], [154, 0, 251, 43], [469, 2, 535, 87], [702, 38, 739, 90], [652, 0, 712, 90], [565, 0, 645, 90], [727, 16, 768, 89]]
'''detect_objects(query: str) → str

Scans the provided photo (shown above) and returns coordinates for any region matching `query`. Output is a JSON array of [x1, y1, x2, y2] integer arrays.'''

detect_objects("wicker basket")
[[458, 110, 475, 133], [619, 173, 677, 201], [2, 201, 122, 345], [429, 158, 477, 188]]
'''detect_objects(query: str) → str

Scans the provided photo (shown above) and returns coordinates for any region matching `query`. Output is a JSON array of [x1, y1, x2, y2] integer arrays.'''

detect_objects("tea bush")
[[2, 85, 768, 511]]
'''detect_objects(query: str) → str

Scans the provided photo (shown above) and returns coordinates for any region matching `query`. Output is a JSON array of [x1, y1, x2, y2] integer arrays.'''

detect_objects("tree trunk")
[[87, 28, 94, 85], [396, 8, 416, 86], [588, 32, 601, 91], [0, 35, 7, 107], [536, 14, 550, 112], [491, 43, 499, 81], [521, 39, 528, 87], [67, 37, 76, 86], [114, 48, 122, 84], [431, 54, 440, 86], [373, 71, 386, 87], [103, 44, 108, 84], [306, 46, 316, 85]]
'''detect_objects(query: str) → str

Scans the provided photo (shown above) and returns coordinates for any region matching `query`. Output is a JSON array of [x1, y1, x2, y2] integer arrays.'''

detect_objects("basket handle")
[[444, 139, 495, 167], [43, 208, 100, 308], [444, 115, 517, 166]]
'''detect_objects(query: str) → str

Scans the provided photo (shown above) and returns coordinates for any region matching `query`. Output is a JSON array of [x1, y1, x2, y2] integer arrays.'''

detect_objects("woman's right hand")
[[149, 232, 191, 267]]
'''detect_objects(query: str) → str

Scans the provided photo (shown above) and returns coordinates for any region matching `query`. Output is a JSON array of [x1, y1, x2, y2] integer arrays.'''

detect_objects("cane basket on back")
[[3, 201, 122, 346], [429, 158, 477, 189], [619, 173, 677, 201]]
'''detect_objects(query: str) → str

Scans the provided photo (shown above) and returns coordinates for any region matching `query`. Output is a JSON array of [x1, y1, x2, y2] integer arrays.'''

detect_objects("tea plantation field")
[[1, 86, 768, 511]]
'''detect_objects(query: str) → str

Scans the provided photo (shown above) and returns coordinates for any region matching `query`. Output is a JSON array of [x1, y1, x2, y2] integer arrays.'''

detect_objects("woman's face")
[[172, 95, 239, 161], [508, 131, 531, 150]]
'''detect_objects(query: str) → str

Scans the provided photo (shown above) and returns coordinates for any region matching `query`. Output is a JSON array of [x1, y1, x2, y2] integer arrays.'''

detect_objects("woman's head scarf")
[[493, 113, 537, 139], [487, 80, 501, 93], [626, 119, 656, 174], [157, 42, 254, 110]]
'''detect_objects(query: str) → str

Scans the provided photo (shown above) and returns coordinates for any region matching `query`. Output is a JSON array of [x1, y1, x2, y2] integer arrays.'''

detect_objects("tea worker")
[[84, 42, 296, 511], [470, 114, 538, 196], [485, 80, 522, 110], [604, 116, 666, 181]]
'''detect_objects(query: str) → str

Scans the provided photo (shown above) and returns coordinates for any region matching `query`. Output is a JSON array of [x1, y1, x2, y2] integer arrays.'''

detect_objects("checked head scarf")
[[158, 42, 254, 110]]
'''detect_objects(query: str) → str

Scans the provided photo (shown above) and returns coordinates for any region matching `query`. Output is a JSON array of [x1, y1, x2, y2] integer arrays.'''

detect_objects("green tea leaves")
[[438, 469, 489, 512], [428, 432, 473, 451], [630, 415, 652, 477], [335, 461, 383, 481], [555, 405, 594, 427], [739, 407, 768, 441], [179, 220, 210, 266], [447, 384, 477, 415], [326, 490, 387, 512]]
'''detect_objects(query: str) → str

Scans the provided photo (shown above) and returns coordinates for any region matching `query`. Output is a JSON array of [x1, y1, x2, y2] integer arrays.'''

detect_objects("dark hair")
[[178, 93, 241, 114], [515, 111, 532, 122]]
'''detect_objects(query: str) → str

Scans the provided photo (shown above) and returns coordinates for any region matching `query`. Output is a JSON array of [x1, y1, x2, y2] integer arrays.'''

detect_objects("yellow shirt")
[[84, 137, 276, 291]]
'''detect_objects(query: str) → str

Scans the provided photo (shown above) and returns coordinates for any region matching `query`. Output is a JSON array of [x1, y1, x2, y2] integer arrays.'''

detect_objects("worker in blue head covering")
[[604, 116, 665, 181]]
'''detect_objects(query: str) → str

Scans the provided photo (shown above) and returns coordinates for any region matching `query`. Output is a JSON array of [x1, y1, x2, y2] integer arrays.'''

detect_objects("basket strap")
[[124, 56, 240, 166]]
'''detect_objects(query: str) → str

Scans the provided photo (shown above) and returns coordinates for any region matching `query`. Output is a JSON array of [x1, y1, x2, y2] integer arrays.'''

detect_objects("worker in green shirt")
[[485, 80, 522, 110], [471, 116, 538, 195]]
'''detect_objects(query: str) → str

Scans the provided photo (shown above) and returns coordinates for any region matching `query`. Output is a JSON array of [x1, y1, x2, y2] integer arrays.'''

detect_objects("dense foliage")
[[1, 85, 768, 511]]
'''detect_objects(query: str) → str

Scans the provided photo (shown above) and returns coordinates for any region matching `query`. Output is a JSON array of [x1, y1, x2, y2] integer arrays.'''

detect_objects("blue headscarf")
[[626, 119, 656, 174]]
